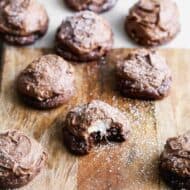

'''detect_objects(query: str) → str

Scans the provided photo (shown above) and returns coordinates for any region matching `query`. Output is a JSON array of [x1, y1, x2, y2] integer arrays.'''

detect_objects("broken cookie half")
[[63, 100, 130, 155]]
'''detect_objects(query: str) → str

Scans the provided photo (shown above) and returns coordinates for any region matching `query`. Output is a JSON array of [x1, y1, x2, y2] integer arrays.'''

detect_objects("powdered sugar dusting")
[[78, 99, 159, 190]]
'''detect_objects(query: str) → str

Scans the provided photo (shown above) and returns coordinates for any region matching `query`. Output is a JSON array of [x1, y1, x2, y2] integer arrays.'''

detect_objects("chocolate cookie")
[[125, 0, 180, 46], [0, 130, 47, 189], [17, 54, 75, 109], [160, 132, 190, 189], [0, 0, 49, 45], [116, 49, 172, 100], [64, 0, 118, 13], [63, 100, 130, 155], [55, 11, 113, 62]]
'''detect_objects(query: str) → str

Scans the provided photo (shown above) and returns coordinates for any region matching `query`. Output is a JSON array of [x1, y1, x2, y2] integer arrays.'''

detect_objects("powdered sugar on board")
[[78, 100, 159, 190]]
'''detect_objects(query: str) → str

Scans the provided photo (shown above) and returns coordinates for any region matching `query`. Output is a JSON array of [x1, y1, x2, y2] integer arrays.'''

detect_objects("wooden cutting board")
[[0, 47, 189, 190]]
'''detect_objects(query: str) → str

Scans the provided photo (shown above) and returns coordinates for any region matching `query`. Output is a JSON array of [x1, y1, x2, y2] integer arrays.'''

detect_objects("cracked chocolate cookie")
[[125, 0, 180, 46], [0, 130, 47, 189], [0, 0, 49, 45], [64, 0, 118, 13], [63, 100, 130, 155], [17, 54, 75, 109], [55, 11, 113, 62], [160, 132, 190, 189], [116, 49, 172, 100]]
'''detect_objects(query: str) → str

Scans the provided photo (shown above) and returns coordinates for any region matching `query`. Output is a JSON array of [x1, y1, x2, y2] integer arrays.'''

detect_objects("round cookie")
[[64, 0, 118, 13], [63, 100, 130, 155], [0, 130, 47, 189], [17, 54, 75, 109], [55, 11, 113, 62], [0, 0, 49, 46], [125, 0, 180, 46], [116, 49, 172, 100], [160, 132, 190, 189]]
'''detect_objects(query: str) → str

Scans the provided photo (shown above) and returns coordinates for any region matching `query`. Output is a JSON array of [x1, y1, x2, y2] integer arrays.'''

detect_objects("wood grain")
[[0, 47, 189, 190]]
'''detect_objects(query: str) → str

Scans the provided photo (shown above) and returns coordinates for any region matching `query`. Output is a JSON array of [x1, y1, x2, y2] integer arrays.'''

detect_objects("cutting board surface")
[[0, 47, 189, 190]]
